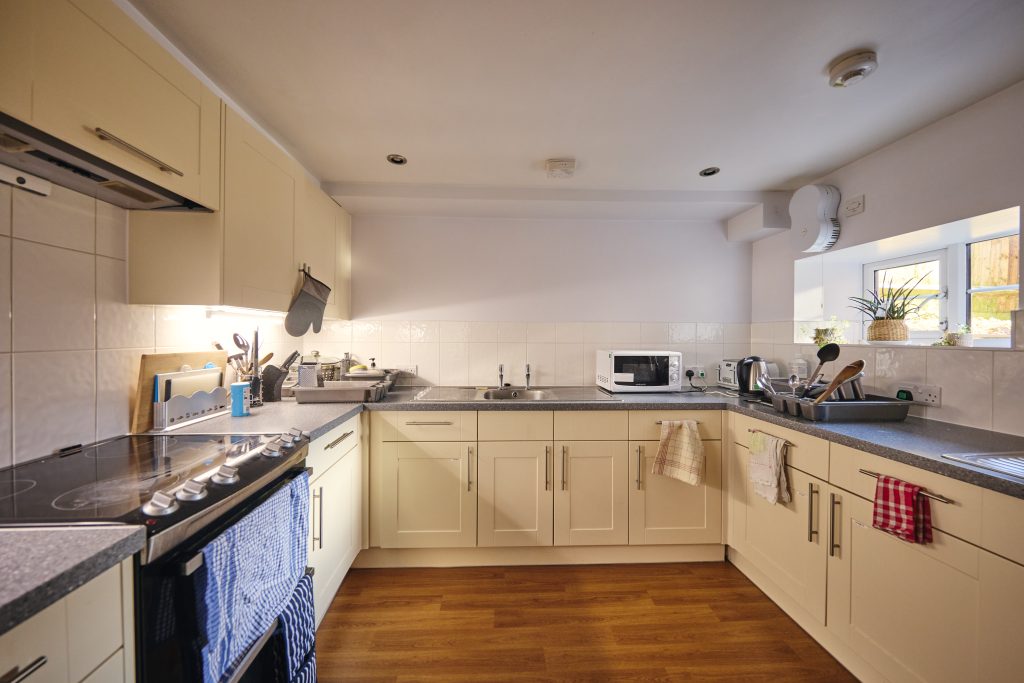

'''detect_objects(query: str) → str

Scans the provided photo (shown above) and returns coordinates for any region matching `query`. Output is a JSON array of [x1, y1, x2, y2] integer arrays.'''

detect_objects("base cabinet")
[[731, 444, 828, 624], [378, 441, 477, 548], [628, 440, 722, 545], [477, 442, 553, 547], [554, 441, 628, 546], [308, 445, 362, 626]]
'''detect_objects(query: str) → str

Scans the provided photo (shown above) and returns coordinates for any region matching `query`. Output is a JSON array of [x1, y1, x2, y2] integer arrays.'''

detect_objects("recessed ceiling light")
[[386, 154, 407, 165], [828, 50, 878, 88], [698, 166, 720, 177]]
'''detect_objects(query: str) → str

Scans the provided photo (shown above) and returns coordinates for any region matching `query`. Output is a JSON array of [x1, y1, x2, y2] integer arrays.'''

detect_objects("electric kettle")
[[737, 356, 770, 397]]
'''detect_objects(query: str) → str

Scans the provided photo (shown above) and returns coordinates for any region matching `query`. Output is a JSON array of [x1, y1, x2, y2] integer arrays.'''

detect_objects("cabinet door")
[[628, 440, 722, 545], [308, 446, 362, 626], [66, 564, 123, 682], [0, 0, 32, 120], [295, 179, 337, 308], [732, 444, 827, 624], [478, 442, 553, 547], [31, 0, 211, 202], [379, 441, 477, 548], [222, 108, 297, 311], [978, 549, 1024, 681], [328, 205, 352, 320], [826, 489, 984, 683], [554, 441, 628, 546], [0, 599, 69, 683]]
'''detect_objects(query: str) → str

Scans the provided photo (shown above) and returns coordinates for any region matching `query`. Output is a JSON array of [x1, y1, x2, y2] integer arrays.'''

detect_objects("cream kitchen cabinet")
[[477, 441, 553, 547], [628, 440, 723, 545], [307, 417, 362, 626], [0, 1, 32, 121], [0, 560, 133, 683], [730, 443, 828, 624], [27, 0, 220, 208], [378, 441, 477, 548], [553, 441, 629, 546], [295, 176, 351, 318]]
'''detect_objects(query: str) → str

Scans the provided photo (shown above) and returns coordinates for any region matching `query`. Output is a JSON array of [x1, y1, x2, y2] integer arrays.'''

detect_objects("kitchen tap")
[[498, 363, 504, 387], [525, 363, 531, 389]]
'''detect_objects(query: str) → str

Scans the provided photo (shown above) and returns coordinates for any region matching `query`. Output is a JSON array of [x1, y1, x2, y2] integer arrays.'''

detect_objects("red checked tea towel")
[[652, 420, 704, 486], [872, 474, 933, 544]]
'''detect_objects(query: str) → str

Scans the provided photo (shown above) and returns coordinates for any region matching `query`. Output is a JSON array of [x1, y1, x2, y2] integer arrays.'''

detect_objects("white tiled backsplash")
[[751, 321, 1024, 436], [303, 320, 753, 388], [3, 183, 1022, 467]]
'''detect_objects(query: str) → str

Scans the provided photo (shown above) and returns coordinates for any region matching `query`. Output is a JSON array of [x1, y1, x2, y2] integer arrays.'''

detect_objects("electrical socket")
[[842, 194, 865, 217], [392, 365, 418, 376], [686, 365, 705, 379], [895, 383, 941, 407]]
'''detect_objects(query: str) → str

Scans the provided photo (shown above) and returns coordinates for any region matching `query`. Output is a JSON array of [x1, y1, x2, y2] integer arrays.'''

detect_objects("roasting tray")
[[770, 394, 910, 422], [293, 380, 386, 403]]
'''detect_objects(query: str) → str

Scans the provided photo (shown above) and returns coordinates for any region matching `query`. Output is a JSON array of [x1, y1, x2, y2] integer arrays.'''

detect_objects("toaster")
[[717, 359, 742, 390]]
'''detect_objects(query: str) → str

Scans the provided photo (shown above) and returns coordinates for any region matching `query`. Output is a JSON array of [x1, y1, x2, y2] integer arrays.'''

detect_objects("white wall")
[[352, 216, 751, 322], [752, 78, 1024, 323]]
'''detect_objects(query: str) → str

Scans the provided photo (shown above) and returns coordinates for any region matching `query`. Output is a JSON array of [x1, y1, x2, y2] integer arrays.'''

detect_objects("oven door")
[[610, 354, 673, 389]]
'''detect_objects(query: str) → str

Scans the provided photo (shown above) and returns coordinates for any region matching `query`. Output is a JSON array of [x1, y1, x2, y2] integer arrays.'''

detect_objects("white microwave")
[[596, 350, 683, 393]]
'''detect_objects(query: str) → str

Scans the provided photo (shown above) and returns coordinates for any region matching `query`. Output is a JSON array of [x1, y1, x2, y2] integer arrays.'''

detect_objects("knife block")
[[262, 365, 287, 402]]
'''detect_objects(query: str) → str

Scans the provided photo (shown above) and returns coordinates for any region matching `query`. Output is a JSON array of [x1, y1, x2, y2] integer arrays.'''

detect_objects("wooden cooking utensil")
[[812, 360, 865, 405]]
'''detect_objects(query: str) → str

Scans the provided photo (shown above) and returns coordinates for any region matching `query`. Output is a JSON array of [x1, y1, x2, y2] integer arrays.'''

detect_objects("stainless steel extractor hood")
[[0, 112, 211, 211]]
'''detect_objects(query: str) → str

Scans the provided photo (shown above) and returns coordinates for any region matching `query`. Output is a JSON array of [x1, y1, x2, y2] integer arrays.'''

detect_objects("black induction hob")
[[0, 431, 308, 563]]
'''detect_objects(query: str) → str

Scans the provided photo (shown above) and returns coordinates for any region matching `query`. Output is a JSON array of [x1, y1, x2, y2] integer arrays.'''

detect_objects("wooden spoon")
[[812, 360, 866, 405]]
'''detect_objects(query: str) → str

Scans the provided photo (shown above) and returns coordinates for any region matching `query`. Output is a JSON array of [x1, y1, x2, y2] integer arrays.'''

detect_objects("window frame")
[[861, 249, 948, 341], [963, 232, 1019, 345]]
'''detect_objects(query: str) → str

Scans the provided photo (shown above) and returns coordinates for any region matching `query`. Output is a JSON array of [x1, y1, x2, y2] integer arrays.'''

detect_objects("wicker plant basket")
[[867, 319, 909, 341]]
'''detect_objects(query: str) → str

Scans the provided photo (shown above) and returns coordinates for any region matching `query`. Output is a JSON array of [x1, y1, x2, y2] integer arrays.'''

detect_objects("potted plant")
[[848, 274, 928, 343], [934, 324, 974, 347]]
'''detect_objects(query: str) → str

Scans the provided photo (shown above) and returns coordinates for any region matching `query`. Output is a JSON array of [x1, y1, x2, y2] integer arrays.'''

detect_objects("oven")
[[595, 350, 683, 393]]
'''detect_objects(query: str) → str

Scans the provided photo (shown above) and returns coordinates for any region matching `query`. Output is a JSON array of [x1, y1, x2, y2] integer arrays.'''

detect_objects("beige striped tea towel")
[[748, 430, 790, 504], [652, 420, 704, 486]]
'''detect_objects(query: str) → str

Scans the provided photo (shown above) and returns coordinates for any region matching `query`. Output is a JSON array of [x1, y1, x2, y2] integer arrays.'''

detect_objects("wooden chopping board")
[[131, 351, 228, 433]]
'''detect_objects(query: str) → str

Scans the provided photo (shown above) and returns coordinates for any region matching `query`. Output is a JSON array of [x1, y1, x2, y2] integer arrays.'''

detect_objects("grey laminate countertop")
[[166, 399, 364, 441], [0, 525, 145, 636]]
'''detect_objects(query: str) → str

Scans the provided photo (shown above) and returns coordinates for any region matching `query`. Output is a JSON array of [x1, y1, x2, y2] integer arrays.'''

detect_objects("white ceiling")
[[130, 0, 1024, 212]]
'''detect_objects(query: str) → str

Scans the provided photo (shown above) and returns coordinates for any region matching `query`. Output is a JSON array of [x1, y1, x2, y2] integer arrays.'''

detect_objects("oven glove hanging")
[[285, 270, 332, 337]]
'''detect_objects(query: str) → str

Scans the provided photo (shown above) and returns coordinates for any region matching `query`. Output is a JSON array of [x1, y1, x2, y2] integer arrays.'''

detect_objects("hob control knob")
[[264, 439, 285, 457], [176, 479, 208, 501], [142, 491, 180, 516], [212, 465, 240, 485]]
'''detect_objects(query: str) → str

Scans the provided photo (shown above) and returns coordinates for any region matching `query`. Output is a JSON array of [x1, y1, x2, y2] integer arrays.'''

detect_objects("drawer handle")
[[747, 428, 793, 447], [93, 127, 184, 176], [807, 482, 819, 542], [405, 421, 453, 426], [858, 469, 954, 504], [326, 430, 354, 450], [656, 420, 700, 425], [2, 656, 47, 683]]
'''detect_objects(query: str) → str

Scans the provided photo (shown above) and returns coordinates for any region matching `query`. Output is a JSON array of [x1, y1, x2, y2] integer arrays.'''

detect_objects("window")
[[966, 234, 1019, 339], [862, 250, 947, 338]]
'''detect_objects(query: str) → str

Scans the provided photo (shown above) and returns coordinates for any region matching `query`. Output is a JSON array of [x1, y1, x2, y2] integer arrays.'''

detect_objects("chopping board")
[[131, 351, 227, 433]]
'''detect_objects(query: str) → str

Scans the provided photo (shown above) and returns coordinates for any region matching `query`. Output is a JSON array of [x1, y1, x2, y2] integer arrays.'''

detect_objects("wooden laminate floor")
[[316, 562, 856, 682]]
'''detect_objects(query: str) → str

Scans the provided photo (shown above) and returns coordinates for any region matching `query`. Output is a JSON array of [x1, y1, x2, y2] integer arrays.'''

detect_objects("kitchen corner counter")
[[0, 525, 145, 636], [165, 399, 365, 441]]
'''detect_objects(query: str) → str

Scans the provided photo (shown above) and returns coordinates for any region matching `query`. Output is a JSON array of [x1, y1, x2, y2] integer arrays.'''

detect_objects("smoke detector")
[[828, 50, 878, 88], [790, 184, 841, 253], [545, 158, 576, 179]]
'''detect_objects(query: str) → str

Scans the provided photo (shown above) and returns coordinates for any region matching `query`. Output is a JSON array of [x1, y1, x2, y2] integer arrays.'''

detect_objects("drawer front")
[[307, 414, 361, 479], [628, 410, 722, 441], [0, 599, 69, 683], [377, 411, 477, 441], [733, 414, 828, 480], [478, 411, 553, 441], [830, 443, 983, 546], [554, 411, 628, 441], [66, 563, 124, 682]]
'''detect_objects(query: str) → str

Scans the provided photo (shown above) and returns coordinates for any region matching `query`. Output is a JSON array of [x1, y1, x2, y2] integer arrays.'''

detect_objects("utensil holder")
[[242, 374, 263, 407]]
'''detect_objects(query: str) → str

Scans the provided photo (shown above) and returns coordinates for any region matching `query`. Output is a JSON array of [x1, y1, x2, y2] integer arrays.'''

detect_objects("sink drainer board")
[[941, 452, 1024, 481]]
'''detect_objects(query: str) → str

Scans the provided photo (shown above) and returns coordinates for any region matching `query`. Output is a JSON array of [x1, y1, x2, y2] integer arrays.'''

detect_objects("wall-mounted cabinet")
[[129, 108, 351, 314], [0, 0, 221, 208]]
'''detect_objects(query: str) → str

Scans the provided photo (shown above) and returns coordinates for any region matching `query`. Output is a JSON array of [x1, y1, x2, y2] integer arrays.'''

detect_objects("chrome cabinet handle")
[[858, 469, 954, 504], [2, 656, 48, 683], [318, 486, 324, 550], [326, 430, 354, 450], [636, 445, 643, 490], [807, 483, 819, 542], [544, 446, 551, 491], [93, 127, 184, 176], [829, 492, 841, 557], [311, 487, 323, 550], [467, 446, 473, 492], [405, 421, 453, 426], [310, 488, 320, 551], [561, 446, 568, 491]]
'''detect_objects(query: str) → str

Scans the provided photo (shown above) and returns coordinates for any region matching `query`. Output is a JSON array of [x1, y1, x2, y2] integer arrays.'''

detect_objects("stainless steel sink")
[[479, 388, 553, 400], [941, 451, 1024, 481]]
